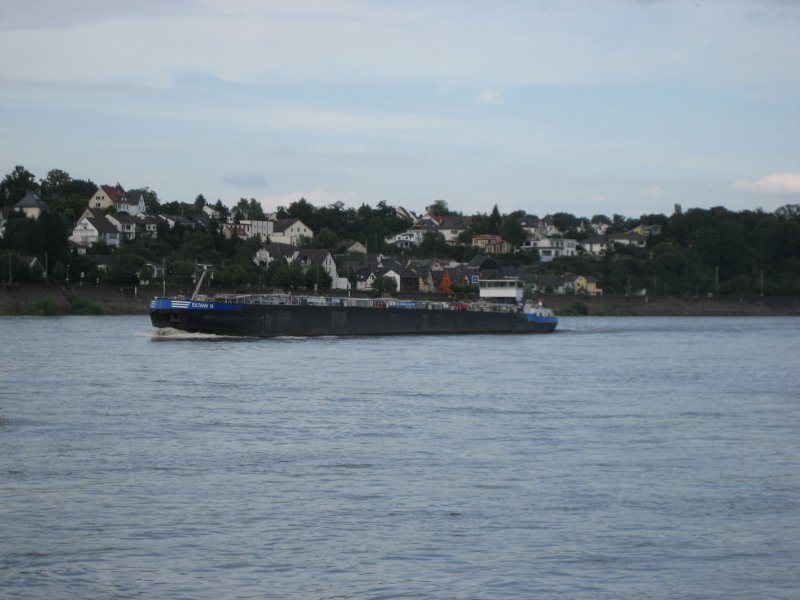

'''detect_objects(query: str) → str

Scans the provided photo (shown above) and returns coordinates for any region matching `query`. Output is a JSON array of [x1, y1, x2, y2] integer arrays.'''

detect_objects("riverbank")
[[2, 284, 800, 316], [544, 294, 800, 316], [0, 284, 156, 315]]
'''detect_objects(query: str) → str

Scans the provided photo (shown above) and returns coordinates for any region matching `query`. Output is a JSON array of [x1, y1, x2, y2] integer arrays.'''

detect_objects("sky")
[[1, 0, 799, 218]]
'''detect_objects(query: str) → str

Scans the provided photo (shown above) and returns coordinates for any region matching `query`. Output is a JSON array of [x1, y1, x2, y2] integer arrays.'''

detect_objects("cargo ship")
[[150, 293, 558, 337]]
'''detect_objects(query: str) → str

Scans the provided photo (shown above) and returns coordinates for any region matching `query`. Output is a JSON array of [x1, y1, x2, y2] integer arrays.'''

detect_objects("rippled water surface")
[[2, 316, 799, 598]]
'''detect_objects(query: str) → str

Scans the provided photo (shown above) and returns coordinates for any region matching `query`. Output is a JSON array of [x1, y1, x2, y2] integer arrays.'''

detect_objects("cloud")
[[644, 185, 665, 197], [733, 173, 800, 195], [3, 0, 798, 89], [221, 172, 268, 188], [477, 89, 503, 104]]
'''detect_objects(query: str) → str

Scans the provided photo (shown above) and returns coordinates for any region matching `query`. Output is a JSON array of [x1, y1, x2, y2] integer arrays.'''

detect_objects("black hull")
[[150, 304, 557, 337]]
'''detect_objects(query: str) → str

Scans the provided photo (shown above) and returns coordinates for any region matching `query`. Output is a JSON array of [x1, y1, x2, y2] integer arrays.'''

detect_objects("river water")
[[1, 315, 799, 598]]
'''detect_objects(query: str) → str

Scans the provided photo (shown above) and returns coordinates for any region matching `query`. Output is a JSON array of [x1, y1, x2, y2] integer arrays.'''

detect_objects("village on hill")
[[2, 166, 800, 299]]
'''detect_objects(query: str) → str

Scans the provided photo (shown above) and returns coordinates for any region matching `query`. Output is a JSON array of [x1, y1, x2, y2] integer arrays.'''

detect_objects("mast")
[[191, 267, 211, 300]]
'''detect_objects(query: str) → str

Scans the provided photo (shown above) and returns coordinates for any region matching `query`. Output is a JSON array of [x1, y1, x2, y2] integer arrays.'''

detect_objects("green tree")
[[426, 199, 452, 217], [309, 227, 339, 249], [304, 265, 332, 290], [372, 275, 397, 296], [418, 231, 450, 257], [1, 165, 38, 205], [500, 212, 527, 249], [107, 252, 144, 285]]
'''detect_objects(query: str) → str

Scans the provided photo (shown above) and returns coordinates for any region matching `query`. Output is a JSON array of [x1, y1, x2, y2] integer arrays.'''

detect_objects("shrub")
[[68, 296, 103, 315], [22, 299, 60, 316]]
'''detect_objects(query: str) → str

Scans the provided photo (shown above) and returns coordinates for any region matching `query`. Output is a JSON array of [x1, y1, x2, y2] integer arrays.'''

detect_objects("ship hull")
[[150, 298, 558, 337]]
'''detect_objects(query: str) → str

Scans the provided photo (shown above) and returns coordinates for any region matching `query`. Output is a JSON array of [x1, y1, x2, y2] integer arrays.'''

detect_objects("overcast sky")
[[1, 0, 798, 217]]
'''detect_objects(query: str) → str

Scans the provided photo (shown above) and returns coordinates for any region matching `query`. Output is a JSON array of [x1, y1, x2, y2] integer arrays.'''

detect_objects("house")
[[607, 231, 647, 249], [106, 212, 137, 241], [88, 185, 125, 211], [571, 274, 602, 296], [471, 234, 513, 255], [396, 267, 421, 292], [17, 255, 45, 279], [13, 192, 48, 219], [386, 218, 439, 248], [436, 215, 472, 244], [271, 219, 313, 246], [580, 235, 611, 257], [337, 239, 367, 254], [591, 221, 610, 236], [521, 237, 578, 261], [87, 185, 146, 215], [538, 215, 562, 237], [159, 214, 196, 230], [202, 204, 223, 220], [518, 214, 542, 239], [254, 244, 349, 290], [518, 214, 561, 240], [385, 231, 419, 248], [135, 214, 160, 239], [406, 257, 457, 273], [224, 219, 272, 241], [143, 261, 165, 282], [632, 224, 662, 238], [468, 255, 501, 276], [69, 210, 121, 248], [293, 248, 350, 290], [413, 265, 437, 293]]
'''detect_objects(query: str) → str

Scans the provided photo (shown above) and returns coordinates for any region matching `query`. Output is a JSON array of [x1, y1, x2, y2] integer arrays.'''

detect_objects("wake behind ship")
[[150, 293, 558, 337]]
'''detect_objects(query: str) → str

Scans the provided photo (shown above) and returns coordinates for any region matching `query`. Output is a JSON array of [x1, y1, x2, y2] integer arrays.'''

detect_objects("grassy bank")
[[0, 284, 157, 316], [546, 294, 800, 316], [2, 284, 799, 317]]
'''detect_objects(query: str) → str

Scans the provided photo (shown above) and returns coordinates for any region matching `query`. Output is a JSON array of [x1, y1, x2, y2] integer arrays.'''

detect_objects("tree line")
[[2, 165, 800, 295]]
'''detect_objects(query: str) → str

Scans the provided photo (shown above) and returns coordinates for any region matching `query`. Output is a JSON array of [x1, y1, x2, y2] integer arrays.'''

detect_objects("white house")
[[436, 215, 472, 244], [106, 212, 137, 241], [522, 237, 578, 261], [607, 232, 647, 249], [580, 236, 611, 257], [271, 219, 313, 245], [293, 249, 350, 290], [254, 244, 349, 290], [13, 192, 48, 219], [385, 231, 420, 248], [69, 211, 120, 248], [224, 219, 273, 242]]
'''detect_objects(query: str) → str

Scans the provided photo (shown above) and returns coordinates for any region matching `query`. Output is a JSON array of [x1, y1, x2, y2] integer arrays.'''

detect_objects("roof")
[[85, 214, 119, 235], [468, 255, 499, 269], [108, 212, 136, 225], [295, 249, 332, 265], [14, 192, 47, 210], [518, 214, 540, 228], [99, 185, 126, 203], [273, 218, 305, 233], [608, 231, 647, 241], [262, 242, 298, 260], [438, 215, 473, 229]]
